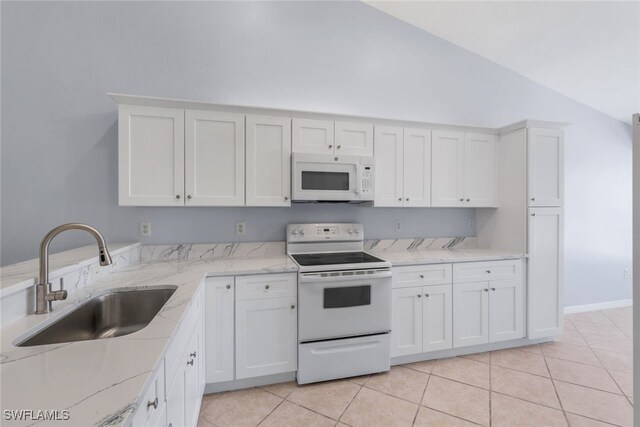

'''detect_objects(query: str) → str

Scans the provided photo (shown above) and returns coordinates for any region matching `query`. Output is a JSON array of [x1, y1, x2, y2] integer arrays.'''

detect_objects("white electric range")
[[287, 223, 392, 384]]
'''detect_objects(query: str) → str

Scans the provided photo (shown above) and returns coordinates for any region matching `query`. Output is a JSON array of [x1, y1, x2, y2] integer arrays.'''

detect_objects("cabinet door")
[[184, 320, 202, 427], [453, 282, 489, 347], [422, 285, 452, 352], [431, 130, 464, 207], [185, 110, 244, 206], [165, 365, 185, 427], [463, 133, 496, 207], [528, 128, 563, 207], [403, 128, 431, 207], [335, 121, 374, 156], [489, 279, 524, 342], [391, 288, 423, 357], [235, 297, 297, 379], [374, 126, 404, 207], [205, 277, 234, 384], [246, 115, 292, 206], [528, 207, 564, 339], [118, 105, 184, 206], [292, 118, 334, 154]]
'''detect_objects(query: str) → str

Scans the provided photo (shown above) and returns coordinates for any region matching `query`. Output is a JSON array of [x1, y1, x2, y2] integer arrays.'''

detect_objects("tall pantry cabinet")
[[476, 122, 565, 340]]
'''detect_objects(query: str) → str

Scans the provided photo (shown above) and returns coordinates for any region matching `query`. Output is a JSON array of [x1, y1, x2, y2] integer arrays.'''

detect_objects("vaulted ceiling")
[[365, 1, 640, 124]]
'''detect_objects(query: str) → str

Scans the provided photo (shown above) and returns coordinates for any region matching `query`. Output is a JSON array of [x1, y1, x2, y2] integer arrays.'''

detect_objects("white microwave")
[[291, 153, 375, 203]]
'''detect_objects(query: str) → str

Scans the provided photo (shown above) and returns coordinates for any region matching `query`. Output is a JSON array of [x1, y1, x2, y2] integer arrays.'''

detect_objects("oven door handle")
[[299, 270, 392, 283]]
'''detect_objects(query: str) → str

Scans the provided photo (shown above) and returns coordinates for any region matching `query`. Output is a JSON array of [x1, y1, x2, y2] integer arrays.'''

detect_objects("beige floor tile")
[[540, 342, 602, 366], [403, 359, 434, 374], [491, 365, 560, 408], [200, 388, 282, 427], [287, 380, 360, 420], [592, 348, 634, 373], [460, 351, 490, 363], [609, 369, 633, 396], [491, 393, 567, 427], [364, 366, 428, 403], [413, 407, 477, 427], [260, 401, 335, 427], [565, 413, 617, 427], [340, 387, 418, 427], [545, 357, 621, 394], [566, 311, 615, 326], [571, 320, 629, 339], [618, 324, 633, 338], [518, 344, 543, 354], [491, 347, 550, 377], [197, 417, 215, 427], [347, 374, 370, 385], [260, 381, 299, 398], [582, 334, 633, 355], [422, 375, 490, 426], [555, 381, 633, 426], [431, 357, 490, 389], [556, 328, 589, 346]]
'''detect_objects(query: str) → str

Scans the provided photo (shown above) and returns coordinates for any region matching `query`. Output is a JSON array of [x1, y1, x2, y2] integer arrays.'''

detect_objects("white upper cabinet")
[[292, 118, 334, 154], [528, 207, 564, 339], [432, 130, 465, 207], [185, 110, 245, 206], [245, 115, 292, 207], [118, 105, 185, 206], [374, 126, 431, 207], [374, 126, 404, 207], [528, 128, 564, 207], [403, 128, 432, 207], [335, 121, 374, 156], [432, 130, 496, 207], [463, 133, 496, 207]]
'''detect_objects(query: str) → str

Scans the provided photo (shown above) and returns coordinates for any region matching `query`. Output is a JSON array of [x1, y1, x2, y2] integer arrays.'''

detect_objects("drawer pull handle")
[[190, 351, 197, 358], [491, 287, 496, 291], [466, 198, 470, 202], [291, 304, 296, 309], [425, 293, 430, 297], [147, 397, 158, 409], [398, 197, 402, 201], [328, 145, 333, 149], [284, 196, 289, 201], [417, 294, 422, 298], [265, 285, 270, 290], [337, 145, 341, 149], [187, 359, 194, 366], [484, 288, 489, 292], [175, 194, 181, 200], [459, 198, 464, 202], [531, 213, 536, 216], [486, 270, 491, 274], [419, 274, 424, 279], [226, 284, 231, 289], [531, 197, 536, 201]]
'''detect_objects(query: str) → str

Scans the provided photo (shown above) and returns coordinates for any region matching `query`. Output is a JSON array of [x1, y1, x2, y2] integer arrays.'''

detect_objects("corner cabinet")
[[374, 126, 431, 207], [245, 115, 292, 206], [431, 131, 497, 207]]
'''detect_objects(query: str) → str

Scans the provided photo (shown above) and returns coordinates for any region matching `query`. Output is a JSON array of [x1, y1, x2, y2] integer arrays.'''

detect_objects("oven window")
[[301, 171, 350, 191], [324, 285, 371, 308]]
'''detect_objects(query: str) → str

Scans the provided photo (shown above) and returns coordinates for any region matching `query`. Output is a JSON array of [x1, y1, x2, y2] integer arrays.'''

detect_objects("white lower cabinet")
[[391, 284, 452, 357], [205, 277, 235, 383], [453, 260, 524, 348], [235, 296, 297, 379]]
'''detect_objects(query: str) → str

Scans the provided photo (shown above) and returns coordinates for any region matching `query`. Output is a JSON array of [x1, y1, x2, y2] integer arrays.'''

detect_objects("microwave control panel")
[[359, 158, 374, 196]]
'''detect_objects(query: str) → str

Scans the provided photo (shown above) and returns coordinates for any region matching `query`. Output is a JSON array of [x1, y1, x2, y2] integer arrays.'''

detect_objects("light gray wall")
[[1, 1, 632, 307]]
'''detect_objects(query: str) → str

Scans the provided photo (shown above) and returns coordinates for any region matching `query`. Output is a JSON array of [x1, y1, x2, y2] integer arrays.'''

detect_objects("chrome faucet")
[[36, 223, 112, 314]]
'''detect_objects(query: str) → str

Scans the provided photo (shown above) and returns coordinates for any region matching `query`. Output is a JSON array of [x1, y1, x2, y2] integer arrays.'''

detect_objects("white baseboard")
[[564, 299, 632, 314]]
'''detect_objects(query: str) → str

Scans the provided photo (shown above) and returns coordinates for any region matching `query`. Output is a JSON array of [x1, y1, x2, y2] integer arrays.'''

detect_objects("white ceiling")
[[365, 1, 640, 123]]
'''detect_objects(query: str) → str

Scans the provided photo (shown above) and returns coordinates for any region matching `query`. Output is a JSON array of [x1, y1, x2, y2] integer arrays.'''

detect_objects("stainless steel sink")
[[17, 287, 177, 347]]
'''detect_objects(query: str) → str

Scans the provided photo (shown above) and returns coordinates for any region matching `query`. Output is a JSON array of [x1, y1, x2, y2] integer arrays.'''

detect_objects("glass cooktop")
[[291, 252, 385, 266]]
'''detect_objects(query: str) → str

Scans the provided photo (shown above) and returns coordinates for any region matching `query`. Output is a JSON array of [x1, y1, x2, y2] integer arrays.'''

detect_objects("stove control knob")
[[354, 229, 360, 235], [292, 229, 299, 236], [348, 229, 354, 235], [300, 230, 306, 236]]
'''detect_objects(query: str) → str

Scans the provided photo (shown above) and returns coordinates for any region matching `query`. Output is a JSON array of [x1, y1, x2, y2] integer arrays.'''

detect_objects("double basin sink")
[[17, 287, 177, 347]]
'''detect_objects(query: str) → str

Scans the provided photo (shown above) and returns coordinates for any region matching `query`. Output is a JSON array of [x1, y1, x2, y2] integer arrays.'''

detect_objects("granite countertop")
[[0, 254, 297, 427], [0, 240, 523, 427]]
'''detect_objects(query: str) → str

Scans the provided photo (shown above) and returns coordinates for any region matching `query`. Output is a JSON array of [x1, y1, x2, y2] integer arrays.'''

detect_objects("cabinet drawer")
[[392, 264, 452, 288], [132, 360, 165, 427], [235, 273, 297, 300], [453, 260, 521, 283]]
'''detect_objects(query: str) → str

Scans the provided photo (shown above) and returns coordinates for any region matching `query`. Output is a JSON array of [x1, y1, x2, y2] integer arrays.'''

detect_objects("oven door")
[[298, 269, 392, 342], [292, 154, 359, 201]]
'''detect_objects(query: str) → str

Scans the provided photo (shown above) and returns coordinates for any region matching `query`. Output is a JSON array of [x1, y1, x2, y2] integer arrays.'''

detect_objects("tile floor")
[[198, 307, 634, 427]]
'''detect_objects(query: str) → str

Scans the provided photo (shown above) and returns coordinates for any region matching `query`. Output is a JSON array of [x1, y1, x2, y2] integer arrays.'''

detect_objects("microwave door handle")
[[299, 270, 392, 283], [355, 164, 362, 196]]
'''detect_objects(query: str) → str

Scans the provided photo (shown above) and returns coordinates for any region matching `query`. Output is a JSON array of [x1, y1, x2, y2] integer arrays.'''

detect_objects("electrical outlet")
[[139, 222, 151, 237], [395, 220, 402, 232], [624, 268, 630, 279], [236, 222, 246, 236]]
